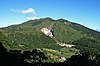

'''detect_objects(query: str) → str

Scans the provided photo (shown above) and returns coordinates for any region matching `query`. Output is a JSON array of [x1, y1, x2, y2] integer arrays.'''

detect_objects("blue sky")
[[0, 0, 100, 30]]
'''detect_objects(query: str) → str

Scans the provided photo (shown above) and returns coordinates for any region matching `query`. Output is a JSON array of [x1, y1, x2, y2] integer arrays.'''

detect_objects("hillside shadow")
[[0, 42, 99, 66], [0, 42, 48, 66], [0, 42, 32, 66]]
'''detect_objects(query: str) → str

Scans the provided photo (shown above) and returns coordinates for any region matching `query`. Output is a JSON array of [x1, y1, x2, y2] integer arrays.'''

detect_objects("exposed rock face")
[[41, 27, 53, 38]]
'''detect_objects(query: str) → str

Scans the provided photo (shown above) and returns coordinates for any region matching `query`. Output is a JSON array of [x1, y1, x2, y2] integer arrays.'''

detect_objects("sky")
[[0, 0, 100, 30]]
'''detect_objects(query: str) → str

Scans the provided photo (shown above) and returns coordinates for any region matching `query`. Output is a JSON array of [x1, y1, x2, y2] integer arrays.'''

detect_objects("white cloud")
[[96, 28, 100, 30], [20, 8, 36, 14], [10, 8, 37, 21], [11, 8, 36, 15], [96, 28, 100, 32], [97, 28, 100, 29]]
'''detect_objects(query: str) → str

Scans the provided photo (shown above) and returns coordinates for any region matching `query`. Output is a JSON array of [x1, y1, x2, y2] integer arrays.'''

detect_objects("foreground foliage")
[[0, 42, 100, 66]]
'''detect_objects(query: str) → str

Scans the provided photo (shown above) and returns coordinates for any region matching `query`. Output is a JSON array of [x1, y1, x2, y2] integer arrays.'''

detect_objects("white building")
[[59, 56, 66, 62]]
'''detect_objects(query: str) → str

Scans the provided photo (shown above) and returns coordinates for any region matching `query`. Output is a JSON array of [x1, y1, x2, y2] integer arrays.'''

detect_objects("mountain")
[[0, 17, 100, 63]]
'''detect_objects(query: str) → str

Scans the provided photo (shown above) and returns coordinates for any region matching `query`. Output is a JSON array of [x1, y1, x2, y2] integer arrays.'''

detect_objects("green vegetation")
[[53, 22, 83, 43], [0, 17, 100, 64], [40, 48, 78, 62]]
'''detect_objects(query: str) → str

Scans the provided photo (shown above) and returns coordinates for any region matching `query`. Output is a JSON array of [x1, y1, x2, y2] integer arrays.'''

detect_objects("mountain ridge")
[[0, 17, 100, 55]]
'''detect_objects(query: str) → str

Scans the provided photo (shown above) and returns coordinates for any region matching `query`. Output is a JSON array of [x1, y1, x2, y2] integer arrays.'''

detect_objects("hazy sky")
[[0, 0, 100, 30]]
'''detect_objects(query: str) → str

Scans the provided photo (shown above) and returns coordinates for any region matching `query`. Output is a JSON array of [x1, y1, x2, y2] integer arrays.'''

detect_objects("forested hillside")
[[0, 17, 100, 65]]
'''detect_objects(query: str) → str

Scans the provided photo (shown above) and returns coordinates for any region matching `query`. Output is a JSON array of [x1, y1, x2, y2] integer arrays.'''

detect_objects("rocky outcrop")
[[41, 27, 53, 38]]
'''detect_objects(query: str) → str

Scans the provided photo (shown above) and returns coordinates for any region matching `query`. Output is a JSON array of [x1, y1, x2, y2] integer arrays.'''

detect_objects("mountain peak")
[[40, 17, 54, 21]]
